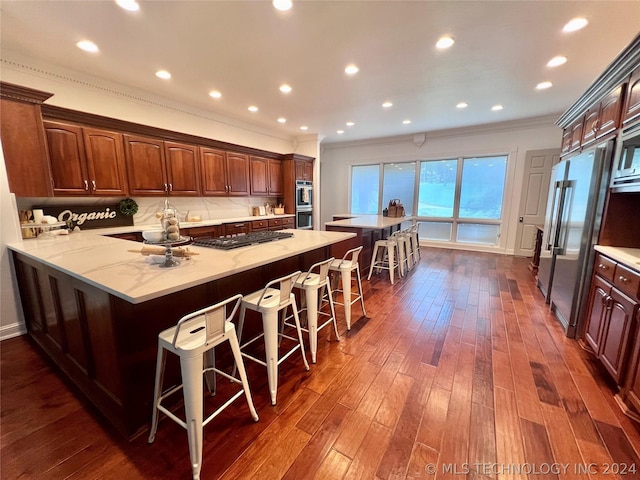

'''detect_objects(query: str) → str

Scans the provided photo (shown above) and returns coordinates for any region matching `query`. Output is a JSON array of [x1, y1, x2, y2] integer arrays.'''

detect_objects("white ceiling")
[[1, 1, 639, 144]]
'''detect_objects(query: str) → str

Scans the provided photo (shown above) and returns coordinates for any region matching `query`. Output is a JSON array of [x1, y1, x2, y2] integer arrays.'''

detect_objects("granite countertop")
[[8, 228, 354, 304], [325, 214, 415, 229], [594, 245, 640, 271]]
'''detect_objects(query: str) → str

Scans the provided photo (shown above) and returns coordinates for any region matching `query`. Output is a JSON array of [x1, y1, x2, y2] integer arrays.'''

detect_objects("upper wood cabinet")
[[200, 147, 250, 196], [44, 121, 128, 196], [581, 86, 624, 146], [0, 83, 54, 197], [250, 156, 283, 196], [124, 135, 199, 196], [295, 159, 313, 181], [623, 67, 640, 126]]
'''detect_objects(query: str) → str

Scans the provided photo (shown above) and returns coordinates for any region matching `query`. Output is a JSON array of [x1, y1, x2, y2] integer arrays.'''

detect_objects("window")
[[351, 153, 509, 248], [351, 165, 379, 214], [382, 163, 416, 215]]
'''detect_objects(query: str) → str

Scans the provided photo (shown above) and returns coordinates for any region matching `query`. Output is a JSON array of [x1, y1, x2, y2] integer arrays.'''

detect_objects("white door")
[[514, 149, 560, 257]]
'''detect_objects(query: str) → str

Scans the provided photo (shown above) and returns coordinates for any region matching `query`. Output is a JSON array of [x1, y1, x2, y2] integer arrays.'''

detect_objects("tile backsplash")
[[16, 196, 282, 226]]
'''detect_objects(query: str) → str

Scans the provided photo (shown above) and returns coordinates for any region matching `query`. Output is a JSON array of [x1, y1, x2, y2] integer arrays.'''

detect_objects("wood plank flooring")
[[2, 248, 640, 479]]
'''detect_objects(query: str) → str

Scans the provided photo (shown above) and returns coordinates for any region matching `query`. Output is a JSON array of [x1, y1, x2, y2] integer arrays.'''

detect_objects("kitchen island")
[[325, 214, 414, 271], [8, 228, 355, 439]]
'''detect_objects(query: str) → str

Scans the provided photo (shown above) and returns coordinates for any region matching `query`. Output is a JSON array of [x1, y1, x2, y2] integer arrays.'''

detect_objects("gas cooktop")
[[192, 231, 294, 250]]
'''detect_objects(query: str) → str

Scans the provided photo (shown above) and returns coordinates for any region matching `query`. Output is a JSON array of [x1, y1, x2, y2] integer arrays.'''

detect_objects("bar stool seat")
[[368, 234, 403, 284], [235, 271, 310, 406], [329, 246, 367, 331], [148, 294, 258, 480], [285, 257, 339, 363]]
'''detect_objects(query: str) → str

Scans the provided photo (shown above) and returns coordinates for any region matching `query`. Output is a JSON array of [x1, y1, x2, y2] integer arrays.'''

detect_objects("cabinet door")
[[596, 86, 623, 138], [623, 68, 640, 126], [1, 98, 52, 197], [83, 127, 128, 196], [560, 128, 572, 155], [600, 287, 637, 384], [295, 160, 306, 180], [581, 106, 599, 146], [124, 135, 167, 195], [250, 156, 269, 196], [304, 161, 313, 181], [44, 121, 90, 195], [226, 152, 250, 196], [268, 159, 283, 196], [199, 147, 228, 196], [584, 274, 611, 353], [622, 309, 640, 414], [164, 142, 200, 196], [569, 118, 584, 152]]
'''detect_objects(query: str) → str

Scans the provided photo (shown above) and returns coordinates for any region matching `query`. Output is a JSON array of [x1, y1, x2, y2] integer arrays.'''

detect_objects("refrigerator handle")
[[553, 180, 573, 255], [546, 181, 565, 251]]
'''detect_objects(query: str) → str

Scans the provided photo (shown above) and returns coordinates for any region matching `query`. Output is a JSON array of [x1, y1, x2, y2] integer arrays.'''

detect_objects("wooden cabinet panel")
[[600, 288, 636, 384], [584, 273, 611, 354], [250, 156, 269, 195], [569, 118, 584, 153], [614, 263, 640, 299], [581, 106, 599, 146], [251, 219, 268, 231], [124, 135, 167, 195], [596, 86, 623, 138], [623, 310, 640, 414], [226, 152, 250, 196], [268, 159, 284, 196], [295, 159, 313, 181], [44, 121, 89, 195], [164, 141, 200, 196], [0, 97, 53, 197], [281, 216, 295, 228], [623, 68, 640, 126], [199, 147, 227, 195], [83, 127, 128, 196], [560, 128, 572, 155], [595, 253, 617, 282], [183, 225, 222, 239]]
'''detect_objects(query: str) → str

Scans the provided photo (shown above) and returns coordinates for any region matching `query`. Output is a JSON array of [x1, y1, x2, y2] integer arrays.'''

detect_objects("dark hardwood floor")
[[2, 248, 640, 479]]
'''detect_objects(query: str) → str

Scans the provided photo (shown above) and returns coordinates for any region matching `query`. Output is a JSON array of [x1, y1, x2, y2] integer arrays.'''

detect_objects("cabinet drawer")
[[185, 225, 222, 239], [595, 253, 617, 282], [251, 220, 268, 231], [224, 222, 251, 236], [268, 218, 282, 227], [281, 217, 295, 228], [614, 263, 640, 299]]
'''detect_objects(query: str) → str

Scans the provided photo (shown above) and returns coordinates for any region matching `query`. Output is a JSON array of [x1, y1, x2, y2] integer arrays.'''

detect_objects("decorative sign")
[[34, 204, 134, 229]]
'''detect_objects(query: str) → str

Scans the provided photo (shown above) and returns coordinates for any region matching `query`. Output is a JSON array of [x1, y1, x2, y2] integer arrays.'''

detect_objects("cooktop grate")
[[192, 231, 294, 250]]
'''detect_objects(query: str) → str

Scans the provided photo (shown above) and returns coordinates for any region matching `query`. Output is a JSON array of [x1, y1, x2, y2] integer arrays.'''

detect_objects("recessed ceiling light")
[[491, 105, 504, 111], [272, 0, 292, 11], [155, 70, 171, 80], [115, 0, 140, 11], [337, 130, 345, 134], [456, 102, 468, 109], [248, 105, 258, 112], [563, 17, 588, 32], [402, 120, 411, 125], [436, 35, 455, 49], [209, 90, 222, 99], [346, 122, 354, 127], [547, 56, 567, 67], [536, 81, 553, 90], [277, 117, 287, 124], [76, 40, 99, 53], [382, 102, 393, 108], [300, 126, 308, 131], [345, 64, 359, 75], [279, 84, 292, 94]]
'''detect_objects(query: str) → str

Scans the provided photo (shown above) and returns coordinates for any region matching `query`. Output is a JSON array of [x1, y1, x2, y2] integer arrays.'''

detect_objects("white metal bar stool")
[[148, 294, 258, 480], [234, 271, 310, 405], [408, 223, 421, 264], [285, 257, 339, 363], [368, 233, 403, 284], [329, 246, 367, 331], [394, 230, 412, 275]]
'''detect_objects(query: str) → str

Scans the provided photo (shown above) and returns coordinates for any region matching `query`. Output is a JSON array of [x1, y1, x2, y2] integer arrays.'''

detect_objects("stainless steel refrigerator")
[[537, 139, 614, 337]]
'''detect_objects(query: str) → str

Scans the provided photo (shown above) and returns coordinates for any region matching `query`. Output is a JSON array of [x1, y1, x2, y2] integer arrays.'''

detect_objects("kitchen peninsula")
[[8, 228, 355, 438], [325, 214, 414, 271]]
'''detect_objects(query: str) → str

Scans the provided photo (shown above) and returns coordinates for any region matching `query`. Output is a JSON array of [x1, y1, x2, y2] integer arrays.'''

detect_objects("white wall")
[[320, 115, 562, 254]]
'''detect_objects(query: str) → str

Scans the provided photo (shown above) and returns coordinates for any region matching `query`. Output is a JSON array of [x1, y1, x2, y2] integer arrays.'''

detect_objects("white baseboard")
[[0, 322, 27, 341]]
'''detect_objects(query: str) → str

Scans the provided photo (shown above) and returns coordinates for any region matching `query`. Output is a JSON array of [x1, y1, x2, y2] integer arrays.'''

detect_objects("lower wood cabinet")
[[223, 221, 251, 236], [182, 225, 222, 239], [584, 252, 640, 387]]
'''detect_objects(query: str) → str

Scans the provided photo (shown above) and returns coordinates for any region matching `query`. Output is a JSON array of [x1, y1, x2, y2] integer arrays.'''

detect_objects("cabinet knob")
[[84, 180, 89, 191], [619, 275, 629, 283], [598, 263, 609, 270]]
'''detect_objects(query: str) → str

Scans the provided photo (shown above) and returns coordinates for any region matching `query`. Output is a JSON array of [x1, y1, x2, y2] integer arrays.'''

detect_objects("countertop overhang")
[[325, 214, 415, 229], [8, 228, 355, 304]]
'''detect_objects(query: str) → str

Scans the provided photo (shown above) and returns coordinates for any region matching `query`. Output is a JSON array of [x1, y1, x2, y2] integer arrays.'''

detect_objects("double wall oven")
[[295, 180, 313, 229]]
